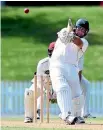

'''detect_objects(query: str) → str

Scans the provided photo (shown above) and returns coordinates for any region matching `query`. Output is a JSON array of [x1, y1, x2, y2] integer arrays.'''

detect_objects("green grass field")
[[1, 6, 103, 81]]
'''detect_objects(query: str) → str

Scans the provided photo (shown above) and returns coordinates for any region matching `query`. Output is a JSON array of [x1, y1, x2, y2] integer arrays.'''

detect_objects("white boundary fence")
[[1, 81, 103, 116]]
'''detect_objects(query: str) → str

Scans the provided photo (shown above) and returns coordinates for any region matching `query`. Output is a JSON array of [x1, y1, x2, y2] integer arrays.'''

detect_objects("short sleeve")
[[81, 38, 89, 53]]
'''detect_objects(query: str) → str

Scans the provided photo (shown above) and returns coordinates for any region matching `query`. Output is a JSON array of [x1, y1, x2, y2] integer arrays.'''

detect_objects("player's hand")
[[50, 99, 57, 104], [49, 92, 57, 104], [57, 28, 75, 44]]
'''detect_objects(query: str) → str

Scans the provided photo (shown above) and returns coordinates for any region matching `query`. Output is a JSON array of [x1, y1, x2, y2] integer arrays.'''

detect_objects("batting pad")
[[72, 94, 84, 117], [24, 88, 34, 119], [29, 84, 42, 98], [57, 89, 71, 120]]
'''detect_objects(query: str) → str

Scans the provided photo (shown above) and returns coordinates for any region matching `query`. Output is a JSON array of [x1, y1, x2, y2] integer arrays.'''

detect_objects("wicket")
[[34, 75, 50, 123]]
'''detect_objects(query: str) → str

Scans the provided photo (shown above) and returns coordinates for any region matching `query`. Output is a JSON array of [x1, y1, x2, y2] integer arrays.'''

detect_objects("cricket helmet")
[[74, 18, 89, 38]]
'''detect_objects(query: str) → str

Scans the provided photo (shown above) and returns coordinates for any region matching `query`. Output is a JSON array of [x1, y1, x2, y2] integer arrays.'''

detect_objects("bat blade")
[[67, 18, 73, 32]]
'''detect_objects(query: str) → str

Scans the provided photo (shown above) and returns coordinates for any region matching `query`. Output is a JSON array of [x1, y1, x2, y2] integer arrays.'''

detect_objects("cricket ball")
[[24, 8, 29, 14]]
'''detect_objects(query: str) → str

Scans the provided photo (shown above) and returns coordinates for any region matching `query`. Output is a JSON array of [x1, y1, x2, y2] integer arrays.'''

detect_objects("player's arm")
[[73, 37, 88, 52], [36, 62, 44, 88], [78, 56, 84, 82], [72, 36, 83, 48]]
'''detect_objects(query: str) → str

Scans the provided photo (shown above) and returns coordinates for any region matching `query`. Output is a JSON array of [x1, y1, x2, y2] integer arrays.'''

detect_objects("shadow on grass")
[[1, 13, 66, 45], [1, 12, 103, 46], [87, 32, 103, 46]]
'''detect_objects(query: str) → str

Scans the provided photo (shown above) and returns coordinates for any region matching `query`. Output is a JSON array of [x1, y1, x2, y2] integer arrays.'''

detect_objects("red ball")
[[24, 8, 29, 14]]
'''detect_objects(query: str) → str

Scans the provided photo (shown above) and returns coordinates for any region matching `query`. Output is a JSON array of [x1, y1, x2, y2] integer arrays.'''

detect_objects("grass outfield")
[[1, 6, 103, 81]]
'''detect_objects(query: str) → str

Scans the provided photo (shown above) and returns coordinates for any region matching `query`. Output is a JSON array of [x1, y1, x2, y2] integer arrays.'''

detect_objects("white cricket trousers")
[[50, 64, 82, 119], [81, 75, 90, 116]]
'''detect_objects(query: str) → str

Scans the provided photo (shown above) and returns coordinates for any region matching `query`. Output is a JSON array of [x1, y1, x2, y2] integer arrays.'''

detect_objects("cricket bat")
[[67, 18, 73, 33]]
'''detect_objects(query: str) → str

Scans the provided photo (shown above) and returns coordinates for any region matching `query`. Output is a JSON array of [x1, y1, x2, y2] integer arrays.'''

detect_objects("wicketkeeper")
[[24, 42, 56, 123]]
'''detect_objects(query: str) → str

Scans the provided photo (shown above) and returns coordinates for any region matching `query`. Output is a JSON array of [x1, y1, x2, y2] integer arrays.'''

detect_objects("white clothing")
[[77, 55, 90, 116], [57, 89, 71, 120], [50, 28, 89, 119], [24, 57, 50, 119], [81, 75, 90, 116], [30, 57, 50, 90], [50, 28, 88, 69], [77, 56, 84, 71], [50, 65, 81, 96]]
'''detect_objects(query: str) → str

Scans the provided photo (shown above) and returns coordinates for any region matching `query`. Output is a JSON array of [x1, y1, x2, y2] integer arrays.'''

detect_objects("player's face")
[[75, 27, 87, 38]]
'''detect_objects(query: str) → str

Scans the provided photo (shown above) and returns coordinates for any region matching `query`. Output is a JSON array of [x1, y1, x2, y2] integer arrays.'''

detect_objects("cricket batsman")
[[24, 42, 56, 123], [49, 18, 90, 125]]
